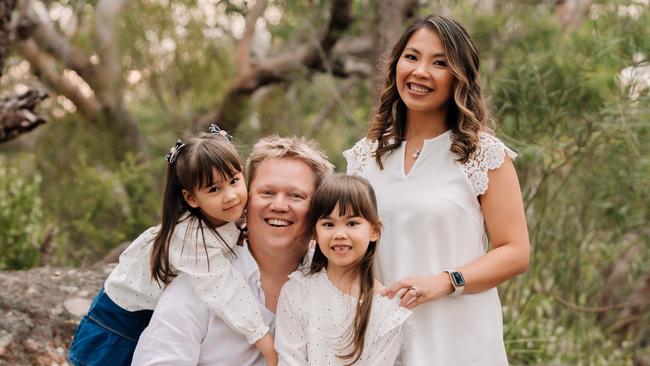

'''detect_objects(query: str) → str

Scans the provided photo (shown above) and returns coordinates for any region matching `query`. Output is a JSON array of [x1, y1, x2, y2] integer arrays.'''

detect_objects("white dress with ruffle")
[[275, 269, 412, 365], [344, 131, 516, 366]]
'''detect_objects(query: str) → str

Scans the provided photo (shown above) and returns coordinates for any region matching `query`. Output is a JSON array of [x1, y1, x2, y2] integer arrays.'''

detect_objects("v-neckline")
[[401, 130, 451, 177]]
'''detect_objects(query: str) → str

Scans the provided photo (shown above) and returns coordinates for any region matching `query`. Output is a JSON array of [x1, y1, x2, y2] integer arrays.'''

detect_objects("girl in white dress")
[[344, 15, 530, 365], [275, 174, 411, 366], [68, 125, 277, 366]]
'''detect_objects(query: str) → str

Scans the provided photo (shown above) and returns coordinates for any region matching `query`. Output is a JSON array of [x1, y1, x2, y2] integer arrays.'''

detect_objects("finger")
[[400, 290, 417, 307], [382, 282, 409, 298]]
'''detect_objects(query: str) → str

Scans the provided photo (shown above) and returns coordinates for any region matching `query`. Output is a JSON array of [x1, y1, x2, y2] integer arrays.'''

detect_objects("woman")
[[344, 15, 530, 365]]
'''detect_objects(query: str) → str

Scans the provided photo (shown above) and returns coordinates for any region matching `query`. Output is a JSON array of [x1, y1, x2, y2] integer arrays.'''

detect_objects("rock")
[[0, 266, 107, 366]]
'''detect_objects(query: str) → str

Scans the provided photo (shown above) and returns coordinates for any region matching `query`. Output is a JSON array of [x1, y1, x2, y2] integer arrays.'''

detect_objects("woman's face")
[[395, 28, 454, 117]]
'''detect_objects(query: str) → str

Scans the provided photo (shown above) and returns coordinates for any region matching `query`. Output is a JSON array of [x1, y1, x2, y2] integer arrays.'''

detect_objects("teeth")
[[409, 84, 432, 93], [266, 219, 290, 227], [332, 245, 351, 253]]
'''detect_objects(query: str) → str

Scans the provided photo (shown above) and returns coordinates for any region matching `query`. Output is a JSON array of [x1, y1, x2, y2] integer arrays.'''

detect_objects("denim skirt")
[[68, 288, 153, 366]]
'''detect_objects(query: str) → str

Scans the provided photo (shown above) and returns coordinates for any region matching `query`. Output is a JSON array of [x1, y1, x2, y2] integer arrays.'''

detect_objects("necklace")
[[406, 142, 421, 159]]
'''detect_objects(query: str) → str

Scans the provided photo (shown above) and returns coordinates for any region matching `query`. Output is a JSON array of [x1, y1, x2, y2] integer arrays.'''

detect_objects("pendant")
[[412, 150, 420, 159]]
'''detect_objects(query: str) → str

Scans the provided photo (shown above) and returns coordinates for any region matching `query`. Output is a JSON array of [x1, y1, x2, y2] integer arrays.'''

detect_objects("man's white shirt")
[[131, 240, 274, 366]]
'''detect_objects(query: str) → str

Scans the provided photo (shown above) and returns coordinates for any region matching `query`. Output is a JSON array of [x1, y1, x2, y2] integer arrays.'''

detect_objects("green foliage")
[[0, 155, 46, 270]]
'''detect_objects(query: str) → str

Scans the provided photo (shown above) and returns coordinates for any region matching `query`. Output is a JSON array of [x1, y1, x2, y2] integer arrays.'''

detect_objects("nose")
[[333, 226, 348, 240], [412, 61, 429, 78], [223, 187, 238, 204], [269, 193, 289, 212]]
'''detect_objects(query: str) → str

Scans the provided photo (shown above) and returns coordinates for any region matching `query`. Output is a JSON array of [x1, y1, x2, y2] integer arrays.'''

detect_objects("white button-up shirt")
[[132, 240, 274, 366]]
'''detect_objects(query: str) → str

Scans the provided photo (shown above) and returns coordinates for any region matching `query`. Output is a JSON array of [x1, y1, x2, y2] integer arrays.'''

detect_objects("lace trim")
[[343, 138, 377, 178], [461, 133, 518, 196]]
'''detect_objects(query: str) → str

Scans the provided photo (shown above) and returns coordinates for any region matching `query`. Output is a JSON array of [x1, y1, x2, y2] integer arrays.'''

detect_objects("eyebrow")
[[404, 47, 446, 58]]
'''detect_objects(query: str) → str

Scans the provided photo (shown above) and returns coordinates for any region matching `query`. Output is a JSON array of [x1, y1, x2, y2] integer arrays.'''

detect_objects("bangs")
[[178, 136, 242, 191], [309, 174, 379, 228]]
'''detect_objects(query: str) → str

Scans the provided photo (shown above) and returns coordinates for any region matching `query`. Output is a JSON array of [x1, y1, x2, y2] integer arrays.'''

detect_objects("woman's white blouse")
[[275, 269, 412, 366], [344, 131, 517, 366], [104, 217, 269, 344]]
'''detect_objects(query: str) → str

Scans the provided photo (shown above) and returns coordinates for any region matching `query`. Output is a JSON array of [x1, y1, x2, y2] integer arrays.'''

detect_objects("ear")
[[182, 189, 200, 208], [370, 223, 381, 243]]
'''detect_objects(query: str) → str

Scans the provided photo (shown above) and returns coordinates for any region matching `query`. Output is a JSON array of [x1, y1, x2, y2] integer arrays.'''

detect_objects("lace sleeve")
[[461, 133, 518, 196], [343, 138, 376, 178]]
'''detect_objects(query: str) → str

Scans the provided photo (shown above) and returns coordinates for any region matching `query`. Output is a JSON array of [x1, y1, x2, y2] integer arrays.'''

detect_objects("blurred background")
[[0, 0, 648, 364]]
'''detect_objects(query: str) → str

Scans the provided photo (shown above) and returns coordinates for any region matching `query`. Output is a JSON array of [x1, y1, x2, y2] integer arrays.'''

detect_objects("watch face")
[[451, 271, 465, 286]]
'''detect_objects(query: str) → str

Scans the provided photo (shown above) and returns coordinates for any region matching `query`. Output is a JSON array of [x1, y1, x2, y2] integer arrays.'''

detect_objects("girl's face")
[[183, 169, 248, 227], [315, 204, 379, 274], [395, 28, 454, 117]]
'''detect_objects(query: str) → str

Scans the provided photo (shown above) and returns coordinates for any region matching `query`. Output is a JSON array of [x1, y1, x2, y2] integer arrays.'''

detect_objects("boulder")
[[0, 266, 111, 366]]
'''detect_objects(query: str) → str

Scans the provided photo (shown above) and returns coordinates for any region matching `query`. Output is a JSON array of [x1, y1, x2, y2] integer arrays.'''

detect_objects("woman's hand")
[[381, 273, 453, 309]]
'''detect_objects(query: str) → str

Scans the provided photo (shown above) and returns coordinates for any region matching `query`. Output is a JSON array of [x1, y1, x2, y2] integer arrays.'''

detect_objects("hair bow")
[[164, 139, 185, 164], [208, 123, 233, 141]]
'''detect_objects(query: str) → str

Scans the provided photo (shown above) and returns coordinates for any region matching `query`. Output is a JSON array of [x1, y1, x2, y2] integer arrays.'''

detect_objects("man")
[[132, 135, 333, 365]]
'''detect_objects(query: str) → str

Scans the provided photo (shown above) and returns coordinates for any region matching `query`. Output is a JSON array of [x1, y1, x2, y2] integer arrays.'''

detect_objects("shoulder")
[[461, 132, 518, 196], [158, 274, 211, 319], [474, 132, 518, 169], [281, 270, 310, 295], [343, 138, 378, 177]]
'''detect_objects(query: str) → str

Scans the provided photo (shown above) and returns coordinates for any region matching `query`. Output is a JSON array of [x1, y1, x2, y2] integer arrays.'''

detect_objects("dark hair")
[[307, 174, 381, 365], [368, 14, 491, 168], [151, 133, 243, 285]]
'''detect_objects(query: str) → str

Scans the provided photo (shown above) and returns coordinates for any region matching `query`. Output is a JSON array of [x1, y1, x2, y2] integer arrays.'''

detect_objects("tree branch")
[[93, 0, 127, 108], [16, 39, 102, 120], [16, 0, 96, 85], [198, 0, 355, 131], [0, 90, 47, 143], [236, 0, 268, 78]]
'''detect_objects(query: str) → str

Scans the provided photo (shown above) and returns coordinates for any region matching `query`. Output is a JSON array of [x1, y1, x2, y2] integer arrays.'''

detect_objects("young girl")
[[68, 125, 277, 366], [274, 174, 412, 365]]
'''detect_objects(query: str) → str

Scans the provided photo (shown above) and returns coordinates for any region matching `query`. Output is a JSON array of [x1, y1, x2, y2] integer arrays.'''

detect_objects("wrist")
[[444, 269, 465, 296]]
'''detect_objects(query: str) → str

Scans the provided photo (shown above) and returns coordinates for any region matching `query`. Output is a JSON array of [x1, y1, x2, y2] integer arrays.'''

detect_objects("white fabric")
[[105, 217, 268, 344], [131, 241, 273, 366], [344, 131, 516, 366], [275, 269, 412, 366]]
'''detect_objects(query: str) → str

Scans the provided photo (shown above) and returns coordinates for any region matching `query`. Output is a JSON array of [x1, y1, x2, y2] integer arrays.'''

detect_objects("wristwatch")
[[444, 269, 465, 296]]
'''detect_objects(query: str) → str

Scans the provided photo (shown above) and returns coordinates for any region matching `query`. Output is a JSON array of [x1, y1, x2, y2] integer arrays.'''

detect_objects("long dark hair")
[[307, 174, 381, 365], [151, 133, 242, 285], [368, 14, 491, 168]]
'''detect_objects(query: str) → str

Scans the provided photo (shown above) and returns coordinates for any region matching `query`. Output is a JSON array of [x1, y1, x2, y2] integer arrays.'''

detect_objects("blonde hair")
[[246, 135, 334, 189]]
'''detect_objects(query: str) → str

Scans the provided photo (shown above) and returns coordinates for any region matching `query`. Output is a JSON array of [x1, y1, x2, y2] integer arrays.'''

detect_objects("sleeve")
[[131, 276, 208, 366], [275, 279, 309, 366], [168, 225, 268, 344], [343, 138, 375, 178], [366, 305, 413, 366], [461, 132, 519, 196]]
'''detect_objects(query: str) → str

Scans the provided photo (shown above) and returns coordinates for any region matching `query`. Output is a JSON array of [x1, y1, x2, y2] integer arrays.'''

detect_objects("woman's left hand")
[[381, 273, 453, 309]]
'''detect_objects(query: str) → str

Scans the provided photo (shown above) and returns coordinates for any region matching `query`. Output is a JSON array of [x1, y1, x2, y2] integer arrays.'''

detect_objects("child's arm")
[[274, 280, 308, 366], [168, 230, 269, 345], [255, 332, 278, 366]]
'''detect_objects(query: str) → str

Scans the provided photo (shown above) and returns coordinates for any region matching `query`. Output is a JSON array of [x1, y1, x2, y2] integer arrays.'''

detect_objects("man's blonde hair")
[[246, 135, 334, 189]]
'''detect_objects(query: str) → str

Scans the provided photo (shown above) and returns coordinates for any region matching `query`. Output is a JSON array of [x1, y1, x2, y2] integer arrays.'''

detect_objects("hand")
[[381, 273, 453, 309]]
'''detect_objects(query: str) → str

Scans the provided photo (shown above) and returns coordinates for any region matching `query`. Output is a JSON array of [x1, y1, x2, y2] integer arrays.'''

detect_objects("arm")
[[384, 155, 530, 308], [275, 280, 309, 366], [131, 276, 208, 365], [169, 230, 269, 344]]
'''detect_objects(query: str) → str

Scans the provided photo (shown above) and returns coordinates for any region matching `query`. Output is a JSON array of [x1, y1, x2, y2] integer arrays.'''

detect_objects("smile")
[[265, 218, 291, 227], [331, 244, 352, 253], [407, 82, 433, 94]]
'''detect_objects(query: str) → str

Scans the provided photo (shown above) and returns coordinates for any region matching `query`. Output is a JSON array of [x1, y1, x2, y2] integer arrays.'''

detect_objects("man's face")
[[246, 158, 316, 252]]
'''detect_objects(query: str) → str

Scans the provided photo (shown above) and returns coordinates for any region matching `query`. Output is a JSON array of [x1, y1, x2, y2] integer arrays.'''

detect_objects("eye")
[[230, 177, 240, 185], [433, 59, 447, 67], [403, 53, 417, 61], [320, 221, 334, 228], [259, 190, 273, 197], [289, 192, 305, 200], [209, 186, 221, 193], [347, 220, 360, 227]]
